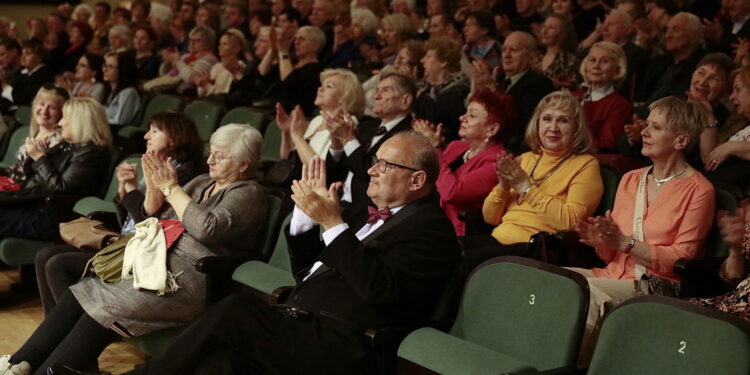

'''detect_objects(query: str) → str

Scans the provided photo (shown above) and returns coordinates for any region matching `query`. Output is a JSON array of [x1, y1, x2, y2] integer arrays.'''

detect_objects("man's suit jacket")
[[283, 196, 461, 372], [9, 65, 54, 106], [328, 115, 413, 202], [504, 70, 554, 154]]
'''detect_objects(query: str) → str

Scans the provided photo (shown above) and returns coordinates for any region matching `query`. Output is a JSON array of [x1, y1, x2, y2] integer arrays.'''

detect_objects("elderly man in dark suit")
[[500, 31, 554, 153], [326, 72, 416, 205], [50, 132, 461, 375]]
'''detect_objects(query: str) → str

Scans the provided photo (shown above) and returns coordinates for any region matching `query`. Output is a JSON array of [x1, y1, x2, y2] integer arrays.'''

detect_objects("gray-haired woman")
[[0, 124, 269, 375]]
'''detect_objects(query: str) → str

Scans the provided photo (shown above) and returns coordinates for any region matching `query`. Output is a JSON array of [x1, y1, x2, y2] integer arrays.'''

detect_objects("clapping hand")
[[323, 110, 357, 145], [470, 59, 499, 93], [142, 153, 178, 192], [623, 114, 646, 146], [412, 118, 443, 148], [25, 136, 49, 161], [576, 210, 628, 251], [275, 102, 292, 133], [116, 161, 138, 197], [289, 105, 308, 139], [291, 157, 343, 229], [494, 153, 530, 194]]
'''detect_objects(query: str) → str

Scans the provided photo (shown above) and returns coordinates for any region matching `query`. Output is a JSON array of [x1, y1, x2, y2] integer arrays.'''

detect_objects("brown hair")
[[149, 112, 205, 165]]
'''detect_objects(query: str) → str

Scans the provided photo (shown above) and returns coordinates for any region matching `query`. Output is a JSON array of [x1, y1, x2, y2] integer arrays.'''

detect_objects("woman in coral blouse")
[[461, 91, 604, 271], [573, 96, 715, 364], [413, 89, 516, 236]]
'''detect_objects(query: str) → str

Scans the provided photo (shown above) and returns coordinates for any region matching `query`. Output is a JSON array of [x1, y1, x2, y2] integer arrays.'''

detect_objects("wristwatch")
[[161, 183, 179, 197], [622, 237, 636, 254]]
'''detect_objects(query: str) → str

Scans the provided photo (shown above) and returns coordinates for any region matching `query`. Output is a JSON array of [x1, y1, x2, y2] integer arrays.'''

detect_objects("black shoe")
[[46, 364, 111, 375]]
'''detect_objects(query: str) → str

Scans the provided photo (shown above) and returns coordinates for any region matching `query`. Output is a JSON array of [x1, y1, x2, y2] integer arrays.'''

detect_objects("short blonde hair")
[[320, 68, 366, 117], [649, 96, 706, 150], [210, 124, 263, 177], [580, 41, 628, 87], [381, 13, 416, 42], [222, 28, 248, 52], [62, 97, 113, 147], [29, 86, 68, 136], [525, 91, 592, 154], [351, 8, 379, 36]]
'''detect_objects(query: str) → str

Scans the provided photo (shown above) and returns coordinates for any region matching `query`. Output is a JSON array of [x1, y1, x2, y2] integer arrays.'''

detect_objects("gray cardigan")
[[71, 174, 269, 336]]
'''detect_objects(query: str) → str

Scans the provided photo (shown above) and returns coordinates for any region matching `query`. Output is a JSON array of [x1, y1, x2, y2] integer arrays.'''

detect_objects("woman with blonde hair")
[[1, 86, 69, 185], [0, 124, 268, 375], [574, 41, 633, 151], [0, 97, 111, 240], [194, 28, 248, 98], [462, 91, 603, 270], [535, 13, 579, 88], [376, 13, 417, 65], [574, 96, 714, 364], [276, 68, 365, 166]]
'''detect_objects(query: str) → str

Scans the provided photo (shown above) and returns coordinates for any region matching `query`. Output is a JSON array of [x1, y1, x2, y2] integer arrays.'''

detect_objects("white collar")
[[583, 84, 615, 102], [380, 115, 407, 132]]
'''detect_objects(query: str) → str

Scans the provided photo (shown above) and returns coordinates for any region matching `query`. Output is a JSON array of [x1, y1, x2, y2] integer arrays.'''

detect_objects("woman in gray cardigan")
[[0, 124, 269, 375]]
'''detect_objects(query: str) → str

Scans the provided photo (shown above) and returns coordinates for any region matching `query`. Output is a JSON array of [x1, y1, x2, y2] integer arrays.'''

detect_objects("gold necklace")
[[529, 153, 573, 186]]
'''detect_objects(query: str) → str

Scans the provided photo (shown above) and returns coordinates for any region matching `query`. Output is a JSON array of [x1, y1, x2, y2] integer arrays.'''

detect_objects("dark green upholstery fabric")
[[596, 164, 620, 216], [220, 107, 266, 132], [14, 106, 31, 126], [184, 100, 223, 142], [588, 296, 750, 375], [73, 157, 142, 216], [0, 237, 54, 266], [398, 258, 588, 373], [232, 214, 294, 293], [126, 325, 185, 357], [117, 94, 183, 139], [704, 188, 738, 259], [261, 121, 281, 163], [0, 126, 29, 168]]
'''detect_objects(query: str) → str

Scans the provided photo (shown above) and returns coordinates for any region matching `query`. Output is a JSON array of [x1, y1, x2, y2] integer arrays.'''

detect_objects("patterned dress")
[[533, 51, 578, 86], [0, 129, 63, 184], [689, 246, 750, 320]]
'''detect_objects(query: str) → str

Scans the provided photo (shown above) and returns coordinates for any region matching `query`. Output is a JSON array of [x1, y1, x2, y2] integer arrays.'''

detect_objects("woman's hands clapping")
[[575, 210, 628, 251], [142, 152, 178, 193], [494, 153, 530, 194], [25, 136, 49, 161], [116, 161, 138, 198], [412, 118, 443, 148]]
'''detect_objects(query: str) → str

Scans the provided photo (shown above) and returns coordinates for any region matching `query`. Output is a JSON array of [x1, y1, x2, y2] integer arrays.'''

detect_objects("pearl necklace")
[[652, 165, 688, 186]]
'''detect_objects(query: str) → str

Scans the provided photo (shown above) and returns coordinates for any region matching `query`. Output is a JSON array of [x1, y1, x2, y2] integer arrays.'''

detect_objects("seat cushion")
[[0, 238, 55, 266], [126, 325, 185, 357], [73, 197, 117, 216], [397, 327, 535, 375], [232, 260, 295, 294]]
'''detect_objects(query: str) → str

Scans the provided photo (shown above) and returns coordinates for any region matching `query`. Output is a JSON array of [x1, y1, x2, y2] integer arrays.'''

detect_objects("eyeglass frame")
[[371, 155, 420, 173]]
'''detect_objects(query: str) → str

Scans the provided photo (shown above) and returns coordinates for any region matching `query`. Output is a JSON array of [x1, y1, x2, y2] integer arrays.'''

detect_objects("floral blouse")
[[689, 244, 750, 321], [533, 51, 578, 86]]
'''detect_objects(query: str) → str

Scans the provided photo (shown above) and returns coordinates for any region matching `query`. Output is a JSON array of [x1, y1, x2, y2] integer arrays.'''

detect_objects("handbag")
[[82, 233, 134, 284], [59, 217, 121, 252], [632, 167, 680, 297]]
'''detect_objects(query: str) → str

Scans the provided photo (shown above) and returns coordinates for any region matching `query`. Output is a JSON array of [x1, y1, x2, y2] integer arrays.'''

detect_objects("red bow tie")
[[367, 206, 392, 224]]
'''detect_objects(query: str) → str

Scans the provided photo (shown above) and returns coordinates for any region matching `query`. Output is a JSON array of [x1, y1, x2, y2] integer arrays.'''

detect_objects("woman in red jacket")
[[413, 89, 516, 236]]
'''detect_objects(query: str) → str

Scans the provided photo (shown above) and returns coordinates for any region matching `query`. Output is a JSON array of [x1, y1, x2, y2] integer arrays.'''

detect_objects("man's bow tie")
[[367, 206, 392, 224]]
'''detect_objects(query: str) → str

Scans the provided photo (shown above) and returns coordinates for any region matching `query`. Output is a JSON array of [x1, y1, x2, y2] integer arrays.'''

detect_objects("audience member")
[[574, 41, 633, 152], [223, 1, 251, 40], [276, 25, 325, 115], [62, 21, 93, 74], [53, 132, 460, 375], [35, 112, 205, 316], [462, 10, 502, 69], [131, 26, 161, 82], [535, 13, 579, 89], [103, 51, 140, 127], [276, 68, 365, 167], [428, 12, 463, 42], [0, 38, 21, 98], [7, 41, 54, 108], [414, 37, 470, 143], [107, 24, 132, 53], [0, 86, 68, 184], [705, 0, 750, 55], [0, 124, 267, 374], [374, 13, 416, 66], [308, 0, 336, 62], [130, 0, 152, 26], [327, 72, 416, 204], [461, 91, 603, 272], [194, 29, 247, 98], [149, 25, 217, 94], [63, 53, 106, 104], [508, 0, 544, 36], [413, 89, 516, 236], [573, 96, 714, 364], [0, 97, 111, 241], [195, 4, 221, 36]]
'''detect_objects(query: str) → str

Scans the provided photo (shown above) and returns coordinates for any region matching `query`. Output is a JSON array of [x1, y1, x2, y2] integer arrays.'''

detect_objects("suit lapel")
[[368, 115, 412, 153], [361, 197, 428, 246]]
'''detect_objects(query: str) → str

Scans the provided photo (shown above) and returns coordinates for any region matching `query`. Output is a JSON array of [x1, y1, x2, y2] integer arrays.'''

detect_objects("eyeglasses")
[[371, 155, 420, 173], [208, 151, 230, 164], [103, 63, 117, 70]]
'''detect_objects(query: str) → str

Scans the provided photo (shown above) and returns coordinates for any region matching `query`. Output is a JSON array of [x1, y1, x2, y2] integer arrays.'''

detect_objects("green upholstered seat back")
[[184, 100, 223, 142], [448, 257, 588, 370], [0, 126, 29, 168], [220, 107, 266, 132], [589, 296, 750, 375]]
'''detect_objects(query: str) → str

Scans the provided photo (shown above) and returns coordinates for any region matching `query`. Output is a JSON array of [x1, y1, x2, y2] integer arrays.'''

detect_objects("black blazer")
[[504, 70, 554, 153], [9, 65, 54, 106], [283, 196, 461, 372], [327, 115, 412, 202]]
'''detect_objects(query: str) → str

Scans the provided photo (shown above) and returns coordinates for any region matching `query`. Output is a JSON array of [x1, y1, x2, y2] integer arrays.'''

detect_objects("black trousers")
[[127, 293, 370, 375], [460, 235, 530, 276], [0, 205, 56, 240], [10, 289, 119, 375], [35, 245, 95, 316]]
